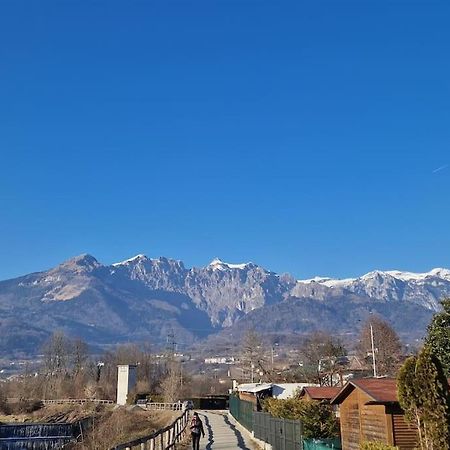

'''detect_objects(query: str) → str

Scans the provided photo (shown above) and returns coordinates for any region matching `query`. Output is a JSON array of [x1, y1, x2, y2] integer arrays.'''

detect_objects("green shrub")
[[263, 397, 304, 420], [360, 442, 399, 450], [262, 398, 339, 439]]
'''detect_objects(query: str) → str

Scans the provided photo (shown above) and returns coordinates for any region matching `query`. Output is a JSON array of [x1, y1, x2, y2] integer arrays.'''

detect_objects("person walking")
[[190, 412, 205, 450]]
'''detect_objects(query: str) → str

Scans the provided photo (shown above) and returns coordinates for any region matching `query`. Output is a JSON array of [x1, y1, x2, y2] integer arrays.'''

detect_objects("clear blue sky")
[[1, 1, 449, 281]]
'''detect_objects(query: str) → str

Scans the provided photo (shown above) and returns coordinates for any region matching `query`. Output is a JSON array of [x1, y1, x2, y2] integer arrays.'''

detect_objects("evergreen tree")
[[425, 298, 450, 376], [397, 347, 450, 450]]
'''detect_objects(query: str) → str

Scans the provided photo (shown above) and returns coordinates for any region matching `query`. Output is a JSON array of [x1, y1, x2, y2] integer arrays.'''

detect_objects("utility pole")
[[166, 331, 176, 359], [271, 343, 279, 373], [370, 323, 377, 377]]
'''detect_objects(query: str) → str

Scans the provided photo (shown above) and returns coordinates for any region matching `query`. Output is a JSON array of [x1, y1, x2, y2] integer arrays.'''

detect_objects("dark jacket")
[[190, 416, 205, 437]]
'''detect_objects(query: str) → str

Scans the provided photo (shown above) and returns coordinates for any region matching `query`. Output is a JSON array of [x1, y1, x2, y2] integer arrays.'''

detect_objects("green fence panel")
[[303, 438, 342, 449], [230, 398, 338, 450], [254, 411, 303, 450], [229, 396, 254, 432]]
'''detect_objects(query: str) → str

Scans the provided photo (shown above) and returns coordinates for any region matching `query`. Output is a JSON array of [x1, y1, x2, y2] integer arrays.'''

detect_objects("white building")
[[116, 364, 137, 405]]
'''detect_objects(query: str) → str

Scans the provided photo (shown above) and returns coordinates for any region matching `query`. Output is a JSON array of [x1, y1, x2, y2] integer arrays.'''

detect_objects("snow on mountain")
[[297, 276, 355, 288], [2, 253, 450, 356], [112, 254, 149, 266], [207, 258, 253, 271], [295, 268, 450, 311], [297, 268, 450, 287]]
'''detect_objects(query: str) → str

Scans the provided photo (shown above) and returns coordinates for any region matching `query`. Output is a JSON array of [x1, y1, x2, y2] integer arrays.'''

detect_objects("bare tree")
[[240, 329, 267, 382], [42, 331, 71, 375], [72, 338, 89, 375], [299, 331, 347, 386], [160, 362, 181, 403], [98, 343, 159, 400], [356, 315, 403, 376], [0, 384, 7, 413]]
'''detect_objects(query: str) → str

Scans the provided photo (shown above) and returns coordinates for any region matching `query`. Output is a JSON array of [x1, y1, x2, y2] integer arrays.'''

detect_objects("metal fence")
[[229, 395, 254, 431], [230, 397, 340, 450], [254, 411, 303, 450], [303, 438, 342, 449]]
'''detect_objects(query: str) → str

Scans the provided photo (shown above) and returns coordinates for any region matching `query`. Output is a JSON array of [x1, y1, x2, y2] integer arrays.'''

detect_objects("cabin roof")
[[299, 386, 341, 401], [331, 378, 398, 405], [237, 383, 273, 393]]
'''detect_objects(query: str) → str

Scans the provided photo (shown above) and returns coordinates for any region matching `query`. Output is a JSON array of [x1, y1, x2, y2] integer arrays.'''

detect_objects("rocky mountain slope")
[[0, 254, 449, 355], [294, 268, 450, 311]]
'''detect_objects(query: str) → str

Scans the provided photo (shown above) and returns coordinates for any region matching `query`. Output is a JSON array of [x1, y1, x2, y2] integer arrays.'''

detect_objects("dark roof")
[[299, 386, 341, 401], [331, 378, 398, 405]]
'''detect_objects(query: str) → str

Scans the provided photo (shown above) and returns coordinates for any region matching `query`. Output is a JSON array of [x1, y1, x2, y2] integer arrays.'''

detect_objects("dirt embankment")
[[1, 403, 179, 450], [74, 406, 179, 449]]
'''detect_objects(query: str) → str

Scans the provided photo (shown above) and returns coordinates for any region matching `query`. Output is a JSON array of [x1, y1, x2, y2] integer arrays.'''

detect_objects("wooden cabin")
[[331, 378, 418, 450], [298, 386, 341, 403], [237, 383, 273, 410]]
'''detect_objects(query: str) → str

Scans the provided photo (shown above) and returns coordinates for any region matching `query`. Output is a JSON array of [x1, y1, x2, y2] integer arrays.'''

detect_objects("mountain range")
[[1, 253, 449, 356]]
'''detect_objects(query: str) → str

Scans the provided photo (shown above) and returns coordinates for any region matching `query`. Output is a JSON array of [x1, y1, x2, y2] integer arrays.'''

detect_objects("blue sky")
[[1, 1, 449, 280]]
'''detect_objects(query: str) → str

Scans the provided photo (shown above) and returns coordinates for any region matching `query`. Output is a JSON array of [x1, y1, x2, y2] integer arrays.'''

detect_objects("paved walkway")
[[193, 410, 258, 450]]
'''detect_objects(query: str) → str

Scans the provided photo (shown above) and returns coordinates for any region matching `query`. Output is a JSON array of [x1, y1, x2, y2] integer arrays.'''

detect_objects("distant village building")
[[331, 378, 418, 450], [204, 356, 236, 364], [236, 383, 273, 409], [272, 383, 315, 399], [235, 382, 317, 409]]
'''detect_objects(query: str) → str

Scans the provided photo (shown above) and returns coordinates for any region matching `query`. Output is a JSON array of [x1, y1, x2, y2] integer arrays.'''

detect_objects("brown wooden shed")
[[298, 386, 341, 403], [330, 378, 418, 450]]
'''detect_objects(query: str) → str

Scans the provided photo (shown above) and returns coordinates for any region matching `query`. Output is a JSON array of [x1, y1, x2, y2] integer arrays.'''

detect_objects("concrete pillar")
[[116, 364, 137, 405]]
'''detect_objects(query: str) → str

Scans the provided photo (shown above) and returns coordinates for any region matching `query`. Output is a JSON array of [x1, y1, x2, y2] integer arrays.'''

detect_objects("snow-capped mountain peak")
[[298, 267, 450, 286], [208, 258, 252, 270], [112, 254, 149, 266], [295, 267, 450, 311], [427, 268, 450, 280]]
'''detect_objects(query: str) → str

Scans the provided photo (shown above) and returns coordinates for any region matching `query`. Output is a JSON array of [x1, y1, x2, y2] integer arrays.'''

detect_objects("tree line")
[[0, 332, 200, 406], [240, 314, 404, 386]]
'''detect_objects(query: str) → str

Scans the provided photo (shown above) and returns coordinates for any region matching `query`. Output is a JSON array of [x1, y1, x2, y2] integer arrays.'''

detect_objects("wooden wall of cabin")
[[339, 389, 390, 450], [339, 388, 362, 450], [385, 405, 419, 450], [238, 392, 257, 405], [360, 402, 389, 444], [392, 414, 419, 450]]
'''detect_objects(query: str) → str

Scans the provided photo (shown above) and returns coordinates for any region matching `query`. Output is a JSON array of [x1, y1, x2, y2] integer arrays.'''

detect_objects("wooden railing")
[[6, 398, 114, 405], [142, 402, 185, 411], [111, 409, 190, 450], [42, 398, 114, 405]]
